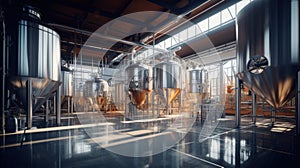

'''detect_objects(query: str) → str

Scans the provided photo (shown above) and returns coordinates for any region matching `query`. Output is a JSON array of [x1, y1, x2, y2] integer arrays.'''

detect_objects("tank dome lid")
[[22, 5, 42, 20]]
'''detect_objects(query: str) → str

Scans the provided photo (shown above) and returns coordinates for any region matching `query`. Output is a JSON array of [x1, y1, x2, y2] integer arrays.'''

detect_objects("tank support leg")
[[26, 79, 33, 129], [70, 97, 73, 114], [67, 97, 70, 115], [296, 71, 300, 135], [235, 77, 241, 128], [252, 93, 257, 125], [45, 100, 50, 123], [220, 62, 225, 118], [166, 89, 169, 115], [56, 86, 61, 125], [1, 13, 6, 133], [53, 96, 56, 115], [271, 108, 276, 125]]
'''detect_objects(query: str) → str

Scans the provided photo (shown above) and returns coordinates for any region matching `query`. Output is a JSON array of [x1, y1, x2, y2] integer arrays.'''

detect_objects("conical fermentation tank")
[[236, 0, 300, 108], [84, 77, 109, 98], [187, 68, 208, 94], [125, 62, 152, 110], [111, 69, 126, 111], [83, 77, 109, 111], [95, 77, 109, 97], [153, 58, 182, 104], [60, 67, 73, 113], [61, 67, 73, 98], [5, 6, 61, 112]]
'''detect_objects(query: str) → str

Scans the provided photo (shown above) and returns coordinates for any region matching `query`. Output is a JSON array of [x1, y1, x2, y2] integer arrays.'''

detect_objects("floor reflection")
[[0, 116, 299, 168]]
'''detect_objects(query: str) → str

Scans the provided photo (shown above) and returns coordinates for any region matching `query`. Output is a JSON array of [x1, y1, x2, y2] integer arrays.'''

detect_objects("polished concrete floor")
[[1, 114, 300, 168]]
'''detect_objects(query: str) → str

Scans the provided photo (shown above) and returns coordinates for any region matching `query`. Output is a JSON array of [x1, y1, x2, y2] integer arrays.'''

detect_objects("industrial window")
[[209, 12, 221, 29]]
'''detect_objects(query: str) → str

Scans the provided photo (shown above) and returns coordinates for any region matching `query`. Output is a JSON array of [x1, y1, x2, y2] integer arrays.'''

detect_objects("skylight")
[[135, 0, 253, 60]]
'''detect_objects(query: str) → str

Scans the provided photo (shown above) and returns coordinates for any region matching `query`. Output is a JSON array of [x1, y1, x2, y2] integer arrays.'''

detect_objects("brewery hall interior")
[[0, 0, 300, 167]]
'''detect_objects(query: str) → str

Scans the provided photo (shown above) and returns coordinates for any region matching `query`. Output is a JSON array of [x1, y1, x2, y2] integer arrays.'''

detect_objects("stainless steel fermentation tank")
[[62, 69, 73, 98], [5, 6, 61, 112], [84, 77, 109, 97], [187, 68, 208, 94], [236, 0, 300, 108], [153, 59, 182, 106], [61, 68, 73, 113], [83, 77, 109, 111], [125, 62, 152, 110], [110, 68, 126, 111]]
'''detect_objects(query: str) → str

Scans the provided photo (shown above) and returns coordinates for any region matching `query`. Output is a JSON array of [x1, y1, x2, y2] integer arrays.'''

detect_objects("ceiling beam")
[[147, 0, 173, 10], [52, 0, 146, 28], [81, 0, 95, 27], [52, 0, 119, 19], [171, 0, 208, 15], [118, 0, 133, 15]]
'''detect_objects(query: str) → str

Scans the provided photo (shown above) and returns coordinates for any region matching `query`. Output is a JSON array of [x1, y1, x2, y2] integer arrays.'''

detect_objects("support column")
[[26, 79, 33, 129], [53, 95, 56, 115], [1, 11, 6, 133], [70, 97, 73, 114], [220, 62, 225, 117], [297, 71, 300, 135], [271, 108, 276, 125], [166, 89, 169, 115], [146, 93, 149, 117], [252, 93, 257, 124], [125, 84, 128, 120], [235, 77, 241, 128], [45, 100, 50, 123], [67, 97, 70, 115], [0, 80, 4, 133], [56, 86, 61, 125]]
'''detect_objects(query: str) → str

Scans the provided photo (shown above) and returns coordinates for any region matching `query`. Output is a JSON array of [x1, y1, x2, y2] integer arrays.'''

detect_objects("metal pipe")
[[48, 23, 167, 53], [1, 10, 6, 133], [146, 92, 149, 117], [131, 49, 136, 62], [297, 71, 300, 135], [220, 62, 224, 117], [166, 89, 169, 115], [235, 77, 241, 128], [61, 40, 128, 54], [125, 86, 128, 119], [252, 93, 257, 124], [271, 108, 275, 125], [53, 95, 56, 115], [67, 97, 70, 115], [26, 79, 33, 129], [294, 0, 300, 135], [70, 97, 73, 114], [73, 55, 77, 99], [152, 33, 155, 118], [45, 100, 49, 123], [50, 0, 224, 56], [56, 86, 62, 125]]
